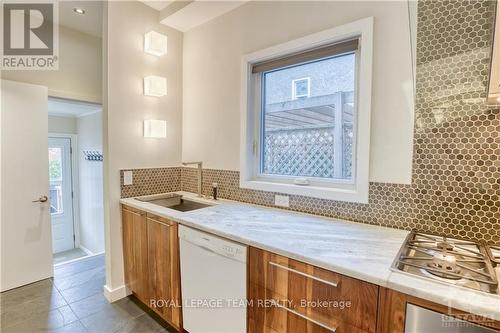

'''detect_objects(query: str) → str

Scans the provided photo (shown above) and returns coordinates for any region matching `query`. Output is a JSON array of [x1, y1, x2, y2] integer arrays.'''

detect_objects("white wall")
[[48, 116, 78, 134], [182, 1, 415, 184], [2, 25, 102, 103], [104, 1, 183, 293], [102, 0, 415, 298], [77, 112, 104, 254]]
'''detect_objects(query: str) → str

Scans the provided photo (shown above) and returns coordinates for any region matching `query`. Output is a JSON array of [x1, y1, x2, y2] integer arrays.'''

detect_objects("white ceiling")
[[57, 1, 246, 36], [58, 1, 103, 37], [160, 1, 247, 32], [142, 0, 174, 11], [141, 0, 248, 32], [48, 97, 102, 118]]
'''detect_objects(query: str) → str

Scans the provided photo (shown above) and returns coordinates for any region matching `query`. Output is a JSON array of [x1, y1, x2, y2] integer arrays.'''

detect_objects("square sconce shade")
[[144, 31, 167, 56], [144, 76, 167, 97], [144, 120, 167, 138]]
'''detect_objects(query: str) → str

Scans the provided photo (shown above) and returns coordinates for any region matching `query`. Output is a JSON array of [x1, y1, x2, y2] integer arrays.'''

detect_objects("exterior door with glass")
[[49, 137, 75, 254]]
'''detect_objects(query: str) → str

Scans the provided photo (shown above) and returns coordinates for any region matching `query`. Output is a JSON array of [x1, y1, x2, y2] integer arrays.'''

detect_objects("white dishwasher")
[[179, 225, 247, 333]]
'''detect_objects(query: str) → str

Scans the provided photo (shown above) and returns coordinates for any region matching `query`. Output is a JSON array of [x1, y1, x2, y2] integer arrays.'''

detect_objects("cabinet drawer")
[[264, 302, 374, 332], [146, 212, 176, 226], [249, 248, 378, 333]]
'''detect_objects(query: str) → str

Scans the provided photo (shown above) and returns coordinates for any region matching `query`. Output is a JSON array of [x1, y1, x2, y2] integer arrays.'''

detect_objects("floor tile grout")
[[1, 254, 168, 333], [58, 281, 105, 305], [76, 319, 90, 332]]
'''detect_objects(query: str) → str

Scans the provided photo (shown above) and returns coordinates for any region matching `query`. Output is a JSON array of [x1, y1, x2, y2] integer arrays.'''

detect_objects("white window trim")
[[292, 77, 311, 99], [240, 17, 373, 204]]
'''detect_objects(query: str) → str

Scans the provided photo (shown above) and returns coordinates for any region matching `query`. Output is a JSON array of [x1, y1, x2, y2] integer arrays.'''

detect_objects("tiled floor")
[[0, 255, 170, 333], [53, 248, 89, 265]]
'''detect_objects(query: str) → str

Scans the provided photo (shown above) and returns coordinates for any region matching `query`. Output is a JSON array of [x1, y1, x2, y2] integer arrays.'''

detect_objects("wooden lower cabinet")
[[121, 206, 149, 303], [146, 214, 182, 331], [123, 208, 498, 333], [249, 247, 500, 333], [248, 247, 379, 333], [377, 287, 500, 333], [121, 206, 182, 331]]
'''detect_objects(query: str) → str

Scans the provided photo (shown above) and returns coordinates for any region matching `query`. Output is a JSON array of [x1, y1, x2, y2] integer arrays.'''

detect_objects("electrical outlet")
[[275, 195, 290, 208]]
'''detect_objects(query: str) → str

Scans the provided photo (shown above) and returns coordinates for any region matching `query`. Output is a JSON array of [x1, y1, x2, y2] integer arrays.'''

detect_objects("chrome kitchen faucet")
[[182, 161, 203, 197]]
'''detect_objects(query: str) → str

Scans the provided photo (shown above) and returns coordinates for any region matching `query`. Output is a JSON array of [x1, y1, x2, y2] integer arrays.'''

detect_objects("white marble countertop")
[[120, 191, 500, 320]]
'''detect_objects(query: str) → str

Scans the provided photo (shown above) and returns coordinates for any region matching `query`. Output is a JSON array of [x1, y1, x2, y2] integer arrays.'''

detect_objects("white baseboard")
[[79, 245, 105, 257], [53, 248, 105, 268], [103, 284, 131, 303], [78, 245, 93, 256]]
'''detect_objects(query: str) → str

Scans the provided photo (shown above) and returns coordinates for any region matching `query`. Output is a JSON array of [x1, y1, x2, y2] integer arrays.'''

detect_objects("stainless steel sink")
[[135, 193, 212, 212], [168, 199, 212, 212]]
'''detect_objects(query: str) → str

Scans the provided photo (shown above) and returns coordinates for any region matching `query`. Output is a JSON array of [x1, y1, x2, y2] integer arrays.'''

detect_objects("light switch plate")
[[275, 194, 290, 208], [123, 171, 133, 185]]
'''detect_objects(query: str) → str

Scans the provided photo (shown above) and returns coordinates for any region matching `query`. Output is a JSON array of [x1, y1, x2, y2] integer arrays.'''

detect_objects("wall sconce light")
[[144, 31, 167, 56], [143, 120, 167, 138], [143, 76, 167, 97]]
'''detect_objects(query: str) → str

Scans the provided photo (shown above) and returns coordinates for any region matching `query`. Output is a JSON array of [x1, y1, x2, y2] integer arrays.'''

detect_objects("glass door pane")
[[49, 147, 63, 215]]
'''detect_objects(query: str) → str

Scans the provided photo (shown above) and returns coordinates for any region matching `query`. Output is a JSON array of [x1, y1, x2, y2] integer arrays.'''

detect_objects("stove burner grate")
[[392, 231, 499, 295], [436, 241, 454, 251]]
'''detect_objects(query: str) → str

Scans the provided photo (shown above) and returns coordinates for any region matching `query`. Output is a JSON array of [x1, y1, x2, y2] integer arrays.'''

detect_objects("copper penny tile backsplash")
[[121, 0, 499, 243]]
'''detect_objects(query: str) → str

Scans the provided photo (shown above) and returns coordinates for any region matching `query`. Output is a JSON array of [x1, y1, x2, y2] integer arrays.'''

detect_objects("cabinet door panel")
[[376, 287, 500, 333], [147, 220, 172, 314], [147, 216, 182, 330], [122, 208, 134, 289], [122, 206, 148, 302], [132, 210, 149, 303]]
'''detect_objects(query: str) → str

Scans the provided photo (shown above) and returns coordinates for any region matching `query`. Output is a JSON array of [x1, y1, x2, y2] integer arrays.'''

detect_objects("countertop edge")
[[119, 194, 500, 320], [120, 196, 392, 287]]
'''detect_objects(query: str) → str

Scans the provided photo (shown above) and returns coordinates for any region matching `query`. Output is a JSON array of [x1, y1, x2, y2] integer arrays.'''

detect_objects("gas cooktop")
[[392, 231, 499, 295]]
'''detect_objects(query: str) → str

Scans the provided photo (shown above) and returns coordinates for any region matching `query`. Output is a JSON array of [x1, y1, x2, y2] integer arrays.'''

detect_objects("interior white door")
[[48, 137, 75, 254], [1, 80, 54, 292]]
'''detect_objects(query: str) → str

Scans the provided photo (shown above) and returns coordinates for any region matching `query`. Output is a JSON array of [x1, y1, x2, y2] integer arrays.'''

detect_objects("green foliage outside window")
[[49, 159, 61, 181]]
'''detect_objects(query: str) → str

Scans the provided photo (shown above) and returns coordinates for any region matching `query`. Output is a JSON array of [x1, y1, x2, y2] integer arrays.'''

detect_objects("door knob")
[[32, 195, 48, 203]]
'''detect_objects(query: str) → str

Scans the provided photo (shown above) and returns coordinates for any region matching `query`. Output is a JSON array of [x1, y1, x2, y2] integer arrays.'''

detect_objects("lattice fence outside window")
[[262, 125, 352, 180]]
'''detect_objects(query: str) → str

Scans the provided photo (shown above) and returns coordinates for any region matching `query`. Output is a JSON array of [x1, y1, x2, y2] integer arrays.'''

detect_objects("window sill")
[[240, 179, 369, 204]]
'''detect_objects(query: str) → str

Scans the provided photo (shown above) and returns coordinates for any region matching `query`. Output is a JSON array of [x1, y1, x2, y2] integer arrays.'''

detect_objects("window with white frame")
[[263, 55, 355, 181], [240, 18, 373, 203], [292, 77, 311, 99]]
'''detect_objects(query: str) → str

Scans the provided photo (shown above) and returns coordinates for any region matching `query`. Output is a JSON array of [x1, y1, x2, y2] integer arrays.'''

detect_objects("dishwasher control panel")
[[179, 225, 247, 263]]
